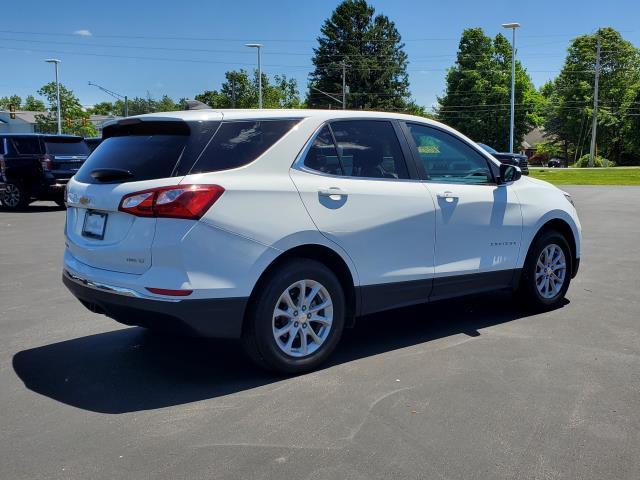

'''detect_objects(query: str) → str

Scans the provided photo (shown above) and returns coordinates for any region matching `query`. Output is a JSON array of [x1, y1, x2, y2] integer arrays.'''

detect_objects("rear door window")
[[190, 119, 299, 174], [11, 137, 42, 155], [303, 126, 343, 175], [44, 138, 90, 156], [329, 120, 409, 179]]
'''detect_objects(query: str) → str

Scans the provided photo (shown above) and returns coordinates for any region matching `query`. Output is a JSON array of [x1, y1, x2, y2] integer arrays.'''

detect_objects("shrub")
[[617, 152, 640, 166], [575, 154, 615, 168]]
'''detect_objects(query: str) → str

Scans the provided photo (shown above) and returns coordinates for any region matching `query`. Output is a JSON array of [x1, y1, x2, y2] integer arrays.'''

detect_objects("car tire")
[[517, 229, 572, 310], [1, 182, 30, 210], [241, 258, 345, 374]]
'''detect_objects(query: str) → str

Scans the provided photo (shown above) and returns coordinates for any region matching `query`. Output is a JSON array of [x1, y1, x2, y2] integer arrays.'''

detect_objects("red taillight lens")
[[118, 185, 224, 220], [145, 287, 193, 297], [40, 154, 53, 171]]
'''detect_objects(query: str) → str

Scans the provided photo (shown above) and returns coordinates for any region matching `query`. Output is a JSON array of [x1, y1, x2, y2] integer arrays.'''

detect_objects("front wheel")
[[242, 259, 345, 374], [518, 230, 572, 310]]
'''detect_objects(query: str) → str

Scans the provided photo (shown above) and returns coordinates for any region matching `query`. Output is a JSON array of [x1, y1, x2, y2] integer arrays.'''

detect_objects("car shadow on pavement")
[[0, 204, 65, 213], [12, 291, 568, 414]]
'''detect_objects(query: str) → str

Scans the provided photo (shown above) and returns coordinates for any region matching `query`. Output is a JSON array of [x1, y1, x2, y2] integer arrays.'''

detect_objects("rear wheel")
[[242, 259, 345, 374], [1, 183, 30, 210], [518, 230, 572, 310]]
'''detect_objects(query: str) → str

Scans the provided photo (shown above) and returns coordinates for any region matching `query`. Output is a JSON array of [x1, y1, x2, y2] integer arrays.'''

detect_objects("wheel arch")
[[527, 218, 578, 277], [244, 243, 358, 333]]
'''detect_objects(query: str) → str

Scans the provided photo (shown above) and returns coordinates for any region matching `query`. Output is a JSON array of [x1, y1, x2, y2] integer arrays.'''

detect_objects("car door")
[[290, 119, 436, 314], [402, 122, 523, 301]]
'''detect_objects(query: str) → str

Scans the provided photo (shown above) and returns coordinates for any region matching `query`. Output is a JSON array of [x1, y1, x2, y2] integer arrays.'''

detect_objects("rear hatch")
[[44, 136, 90, 180], [65, 116, 222, 274]]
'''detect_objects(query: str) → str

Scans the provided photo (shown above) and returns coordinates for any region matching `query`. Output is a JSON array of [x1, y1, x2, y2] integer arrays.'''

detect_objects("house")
[[0, 110, 120, 135], [521, 127, 548, 158], [0, 110, 39, 133]]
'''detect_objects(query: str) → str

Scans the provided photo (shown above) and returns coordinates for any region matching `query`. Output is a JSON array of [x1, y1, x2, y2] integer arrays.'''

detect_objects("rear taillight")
[[40, 154, 53, 171], [118, 185, 224, 220]]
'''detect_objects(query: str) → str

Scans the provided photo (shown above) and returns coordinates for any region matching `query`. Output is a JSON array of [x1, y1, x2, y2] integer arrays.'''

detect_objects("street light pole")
[[502, 23, 520, 154], [46, 59, 62, 134], [245, 43, 263, 108]]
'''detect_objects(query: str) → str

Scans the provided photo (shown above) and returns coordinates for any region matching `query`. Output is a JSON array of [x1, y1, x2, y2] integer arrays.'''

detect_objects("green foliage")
[[575, 154, 613, 167], [195, 69, 301, 109], [437, 28, 541, 151], [0, 95, 23, 110], [89, 101, 116, 115], [23, 95, 45, 111], [535, 140, 564, 160], [543, 28, 640, 162], [36, 82, 97, 137], [0, 94, 46, 111], [307, 0, 421, 112]]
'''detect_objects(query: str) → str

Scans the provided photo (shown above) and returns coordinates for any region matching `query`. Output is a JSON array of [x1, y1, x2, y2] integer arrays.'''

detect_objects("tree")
[[23, 95, 45, 111], [89, 101, 116, 115], [436, 28, 541, 151], [543, 27, 640, 162], [195, 69, 301, 108], [307, 0, 420, 112], [0, 95, 22, 110], [36, 82, 97, 137]]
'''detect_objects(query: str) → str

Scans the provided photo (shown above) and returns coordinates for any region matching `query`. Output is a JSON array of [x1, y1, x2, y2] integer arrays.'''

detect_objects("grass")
[[528, 167, 640, 186]]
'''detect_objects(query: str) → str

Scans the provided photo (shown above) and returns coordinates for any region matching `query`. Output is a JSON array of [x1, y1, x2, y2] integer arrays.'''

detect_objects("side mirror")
[[499, 164, 522, 184]]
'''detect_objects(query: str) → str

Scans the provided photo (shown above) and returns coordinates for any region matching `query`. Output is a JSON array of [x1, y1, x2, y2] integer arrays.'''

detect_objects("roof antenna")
[[183, 99, 211, 110]]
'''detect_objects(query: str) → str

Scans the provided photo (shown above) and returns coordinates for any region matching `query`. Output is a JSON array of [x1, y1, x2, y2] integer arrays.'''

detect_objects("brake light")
[[118, 185, 224, 219], [40, 154, 53, 171]]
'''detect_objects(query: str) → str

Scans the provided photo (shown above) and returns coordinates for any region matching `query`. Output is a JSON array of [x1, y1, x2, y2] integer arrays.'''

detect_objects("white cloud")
[[73, 29, 92, 37]]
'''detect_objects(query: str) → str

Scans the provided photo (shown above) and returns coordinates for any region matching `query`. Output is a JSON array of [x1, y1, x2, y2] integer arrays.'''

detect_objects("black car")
[[0, 134, 90, 210], [477, 143, 529, 175], [547, 157, 567, 168], [84, 137, 103, 153]]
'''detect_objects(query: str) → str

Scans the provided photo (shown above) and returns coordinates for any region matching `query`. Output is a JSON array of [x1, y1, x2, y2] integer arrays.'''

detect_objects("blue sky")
[[2, 0, 639, 110]]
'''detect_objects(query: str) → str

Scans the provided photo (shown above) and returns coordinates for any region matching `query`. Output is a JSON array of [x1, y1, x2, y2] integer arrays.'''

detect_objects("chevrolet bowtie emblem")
[[79, 196, 90, 205]]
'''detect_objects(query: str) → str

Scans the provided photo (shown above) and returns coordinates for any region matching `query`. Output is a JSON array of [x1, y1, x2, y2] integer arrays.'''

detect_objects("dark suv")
[[0, 134, 90, 210], [477, 143, 529, 175]]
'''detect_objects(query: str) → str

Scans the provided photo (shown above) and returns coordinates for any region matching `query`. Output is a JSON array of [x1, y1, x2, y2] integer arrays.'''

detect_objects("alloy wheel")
[[272, 279, 333, 358], [2, 184, 21, 208], [535, 243, 567, 299]]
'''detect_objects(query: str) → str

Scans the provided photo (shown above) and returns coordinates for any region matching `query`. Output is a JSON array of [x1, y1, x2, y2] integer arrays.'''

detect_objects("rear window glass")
[[74, 120, 220, 184], [44, 138, 90, 156], [11, 137, 42, 155], [190, 119, 299, 174]]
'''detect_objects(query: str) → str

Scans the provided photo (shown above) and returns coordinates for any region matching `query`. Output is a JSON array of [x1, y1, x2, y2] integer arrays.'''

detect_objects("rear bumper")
[[63, 270, 247, 338]]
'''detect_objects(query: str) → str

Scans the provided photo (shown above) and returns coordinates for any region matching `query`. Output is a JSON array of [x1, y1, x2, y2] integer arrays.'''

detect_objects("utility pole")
[[342, 61, 346, 110], [231, 73, 236, 108], [588, 37, 601, 167]]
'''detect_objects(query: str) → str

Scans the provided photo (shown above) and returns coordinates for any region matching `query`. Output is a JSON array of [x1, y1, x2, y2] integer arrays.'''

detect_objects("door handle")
[[436, 191, 458, 202], [318, 188, 347, 197]]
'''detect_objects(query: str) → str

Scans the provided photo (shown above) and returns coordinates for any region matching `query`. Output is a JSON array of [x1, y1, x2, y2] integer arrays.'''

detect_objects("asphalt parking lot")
[[1, 186, 639, 480]]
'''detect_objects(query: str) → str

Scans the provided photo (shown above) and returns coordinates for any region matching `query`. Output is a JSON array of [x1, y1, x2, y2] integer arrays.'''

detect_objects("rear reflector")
[[146, 287, 193, 297], [119, 184, 224, 220]]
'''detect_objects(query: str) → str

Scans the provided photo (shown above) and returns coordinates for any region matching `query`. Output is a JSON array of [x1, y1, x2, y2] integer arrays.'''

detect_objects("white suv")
[[63, 110, 581, 373]]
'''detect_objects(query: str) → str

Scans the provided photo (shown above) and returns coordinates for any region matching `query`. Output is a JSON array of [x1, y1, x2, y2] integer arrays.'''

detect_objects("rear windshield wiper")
[[90, 168, 134, 183]]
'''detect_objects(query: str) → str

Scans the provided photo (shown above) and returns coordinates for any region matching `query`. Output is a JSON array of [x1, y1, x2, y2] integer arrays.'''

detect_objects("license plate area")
[[82, 210, 108, 240]]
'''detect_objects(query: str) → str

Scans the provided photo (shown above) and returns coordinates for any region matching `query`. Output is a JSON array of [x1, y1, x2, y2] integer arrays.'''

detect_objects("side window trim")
[[402, 121, 498, 185]]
